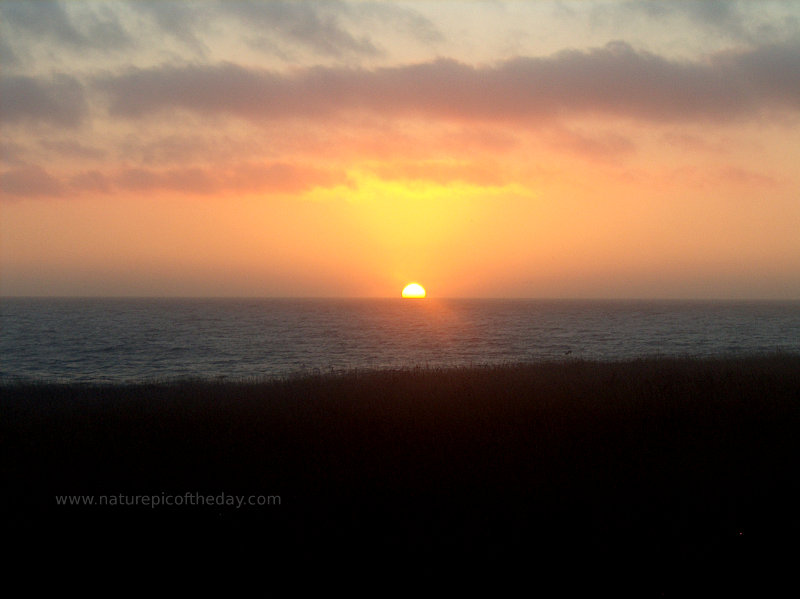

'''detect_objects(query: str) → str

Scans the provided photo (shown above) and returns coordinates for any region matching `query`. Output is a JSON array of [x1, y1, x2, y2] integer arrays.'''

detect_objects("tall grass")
[[2, 354, 799, 586]]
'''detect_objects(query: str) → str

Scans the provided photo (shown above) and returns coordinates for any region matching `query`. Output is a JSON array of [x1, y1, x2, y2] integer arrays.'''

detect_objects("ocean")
[[1, 297, 799, 383]]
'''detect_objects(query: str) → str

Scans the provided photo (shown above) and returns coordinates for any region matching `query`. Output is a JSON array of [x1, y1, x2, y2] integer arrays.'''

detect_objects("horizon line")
[[2, 295, 799, 302]]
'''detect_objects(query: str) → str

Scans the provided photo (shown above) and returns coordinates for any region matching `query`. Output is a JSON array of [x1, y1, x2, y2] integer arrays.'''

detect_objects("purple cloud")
[[1, 165, 65, 198], [1, 74, 88, 127], [93, 41, 800, 124]]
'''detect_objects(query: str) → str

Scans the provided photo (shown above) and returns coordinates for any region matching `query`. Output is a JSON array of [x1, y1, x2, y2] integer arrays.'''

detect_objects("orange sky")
[[1, 1, 799, 298]]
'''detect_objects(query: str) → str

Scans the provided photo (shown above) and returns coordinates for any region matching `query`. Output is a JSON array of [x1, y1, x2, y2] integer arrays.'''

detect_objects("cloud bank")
[[1, 162, 349, 199], [1, 74, 87, 127], [92, 41, 800, 125]]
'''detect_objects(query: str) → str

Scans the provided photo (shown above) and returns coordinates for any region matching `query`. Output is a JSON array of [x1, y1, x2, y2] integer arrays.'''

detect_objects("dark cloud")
[[340, 1, 444, 45], [716, 42, 800, 110], [102, 163, 347, 196], [80, 5, 135, 51], [0, 0, 132, 51], [224, 1, 379, 57], [614, 1, 748, 41], [0, 34, 20, 67], [618, 1, 800, 44], [130, 1, 210, 55], [0, 74, 88, 127], [95, 62, 288, 119], [94, 41, 800, 124], [0, 141, 30, 167], [625, 0, 742, 25], [2, 1, 440, 63], [132, 0, 381, 58], [680, 0, 743, 29], [1, 165, 65, 198], [0, 1, 85, 47]]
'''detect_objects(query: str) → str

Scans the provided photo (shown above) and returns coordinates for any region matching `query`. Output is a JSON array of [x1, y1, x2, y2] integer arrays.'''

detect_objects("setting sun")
[[402, 283, 426, 299]]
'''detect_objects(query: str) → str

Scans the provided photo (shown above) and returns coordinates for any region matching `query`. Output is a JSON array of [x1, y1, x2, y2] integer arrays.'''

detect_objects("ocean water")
[[1, 298, 799, 383]]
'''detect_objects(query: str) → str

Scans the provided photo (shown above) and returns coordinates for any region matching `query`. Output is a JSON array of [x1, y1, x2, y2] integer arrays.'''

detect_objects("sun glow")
[[402, 283, 426, 298]]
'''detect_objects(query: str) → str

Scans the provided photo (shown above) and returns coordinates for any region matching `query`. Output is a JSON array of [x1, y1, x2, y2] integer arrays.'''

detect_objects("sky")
[[1, 0, 799, 299]]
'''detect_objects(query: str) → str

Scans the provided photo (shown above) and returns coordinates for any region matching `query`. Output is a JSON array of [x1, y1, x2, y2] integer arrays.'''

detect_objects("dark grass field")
[[3, 355, 799, 588]]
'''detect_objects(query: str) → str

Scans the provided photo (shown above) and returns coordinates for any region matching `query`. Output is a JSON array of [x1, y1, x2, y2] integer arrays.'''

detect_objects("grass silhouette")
[[3, 355, 799, 587]]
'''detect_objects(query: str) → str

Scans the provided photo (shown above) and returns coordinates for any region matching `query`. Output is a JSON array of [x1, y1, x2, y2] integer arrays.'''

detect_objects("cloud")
[[1, 165, 65, 198], [117, 134, 251, 166], [0, 1, 85, 47], [547, 126, 636, 159], [40, 140, 107, 160], [0, 34, 19, 68], [221, 1, 443, 57], [661, 132, 725, 153], [69, 170, 112, 194], [717, 166, 779, 188], [225, 1, 379, 57], [346, 2, 444, 45], [131, 1, 210, 55], [0, 74, 88, 127], [367, 160, 505, 187], [665, 164, 781, 191], [621, 0, 746, 34], [1, 160, 349, 199], [225, 162, 348, 194], [60, 162, 346, 197], [93, 41, 800, 125], [2, 0, 442, 68], [676, 0, 745, 33], [611, 0, 800, 44], [133, 0, 383, 58], [0, 0, 132, 51], [611, 0, 800, 50], [0, 141, 30, 167], [115, 166, 220, 195], [716, 42, 800, 110], [111, 162, 348, 195]]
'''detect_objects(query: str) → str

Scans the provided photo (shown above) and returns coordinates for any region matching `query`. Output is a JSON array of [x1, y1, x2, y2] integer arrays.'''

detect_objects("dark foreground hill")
[[3, 355, 799, 589]]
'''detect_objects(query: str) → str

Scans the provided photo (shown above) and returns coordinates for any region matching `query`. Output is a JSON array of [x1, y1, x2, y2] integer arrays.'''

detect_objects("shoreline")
[[3, 350, 799, 386]]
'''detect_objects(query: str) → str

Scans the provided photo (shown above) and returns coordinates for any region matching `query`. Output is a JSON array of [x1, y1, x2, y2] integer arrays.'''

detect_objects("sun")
[[401, 283, 426, 298]]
